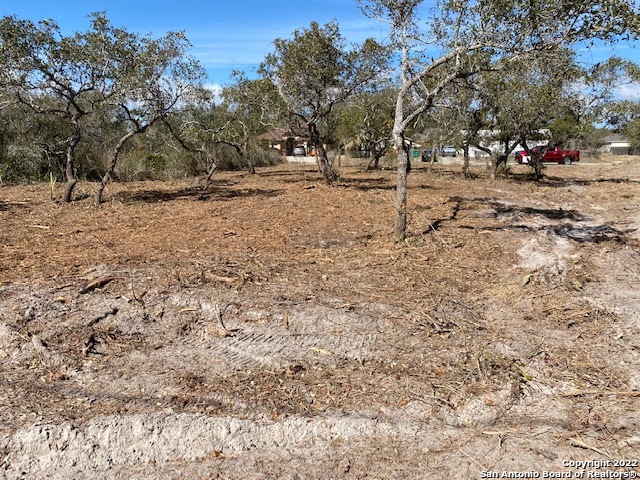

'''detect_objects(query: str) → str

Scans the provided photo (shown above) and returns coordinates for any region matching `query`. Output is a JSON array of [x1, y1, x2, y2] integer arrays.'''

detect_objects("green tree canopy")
[[260, 20, 389, 184], [358, 0, 640, 239]]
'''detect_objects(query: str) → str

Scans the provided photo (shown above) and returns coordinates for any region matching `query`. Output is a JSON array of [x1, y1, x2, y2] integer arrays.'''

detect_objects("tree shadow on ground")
[[210, 187, 283, 201], [432, 196, 589, 224], [257, 166, 328, 185], [259, 167, 319, 178], [422, 196, 635, 244], [114, 181, 282, 203], [339, 175, 441, 192], [510, 173, 640, 188], [454, 222, 633, 243], [482, 199, 589, 222], [116, 187, 207, 203], [260, 172, 326, 186], [546, 176, 640, 187], [337, 177, 394, 191], [550, 223, 633, 243]]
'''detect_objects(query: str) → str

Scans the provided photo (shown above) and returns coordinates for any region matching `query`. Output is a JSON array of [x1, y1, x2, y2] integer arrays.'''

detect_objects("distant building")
[[465, 130, 549, 158], [601, 133, 637, 155], [420, 129, 550, 158], [256, 128, 310, 156]]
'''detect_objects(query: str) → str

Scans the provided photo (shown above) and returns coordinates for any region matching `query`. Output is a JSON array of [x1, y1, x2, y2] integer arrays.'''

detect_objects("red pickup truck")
[[515, 146, 580, 165]]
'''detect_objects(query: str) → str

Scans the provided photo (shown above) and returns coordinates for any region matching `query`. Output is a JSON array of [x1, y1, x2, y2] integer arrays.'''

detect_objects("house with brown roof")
[[256, 127, 310, 156]]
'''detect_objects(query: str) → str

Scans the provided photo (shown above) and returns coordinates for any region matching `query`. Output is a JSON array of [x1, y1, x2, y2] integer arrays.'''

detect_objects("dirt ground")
[[1, 156, 639, 479]]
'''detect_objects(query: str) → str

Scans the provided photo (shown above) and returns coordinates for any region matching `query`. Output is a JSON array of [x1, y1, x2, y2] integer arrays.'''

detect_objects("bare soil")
[[1, 157, 639, 479]]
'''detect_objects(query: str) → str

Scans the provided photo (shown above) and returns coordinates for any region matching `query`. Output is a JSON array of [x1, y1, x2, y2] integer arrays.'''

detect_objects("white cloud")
[[203, 82, 223, 103], [615, 83, 640, 101]]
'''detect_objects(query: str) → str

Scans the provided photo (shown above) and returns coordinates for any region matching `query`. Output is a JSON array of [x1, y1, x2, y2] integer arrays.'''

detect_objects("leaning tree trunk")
[[309, 123, 338, 184], [244, 144, 255, 174], [62, 129, 81, 203], [365, 156, 376, 171], [95, 129, 140, 204], [239, 124, 255, 174], [235, 145, 255, 174], [490, 153, 508, 179], [246, 156, 256, 175], [365, 151, 382, 171], [239, 143, 255, 174], [203, 158, 218, 189]]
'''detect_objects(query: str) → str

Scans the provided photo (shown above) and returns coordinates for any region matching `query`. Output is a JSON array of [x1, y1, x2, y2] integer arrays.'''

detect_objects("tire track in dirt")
[[168, 296, 390, 373]]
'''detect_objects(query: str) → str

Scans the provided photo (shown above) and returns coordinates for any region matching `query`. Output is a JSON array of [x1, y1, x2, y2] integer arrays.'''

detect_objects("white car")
[[441, 146, 457, 157]]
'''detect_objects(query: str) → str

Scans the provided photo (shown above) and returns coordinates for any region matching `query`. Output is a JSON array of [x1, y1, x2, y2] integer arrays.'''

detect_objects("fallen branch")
[[86, 307, 118, 327], [80, 276, 115, 294], [563, 390, 640, 397]]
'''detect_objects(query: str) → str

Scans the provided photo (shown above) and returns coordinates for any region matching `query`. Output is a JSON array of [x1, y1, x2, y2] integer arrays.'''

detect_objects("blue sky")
[[0, 0, 387, 89], [0, 0, 638, 98]]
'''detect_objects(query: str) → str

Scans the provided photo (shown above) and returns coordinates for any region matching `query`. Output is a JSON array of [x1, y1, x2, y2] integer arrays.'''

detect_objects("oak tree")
[[358, 0, 640, 240], [0, 15, 108, 201], [260, 20, 388, 184], [93, 15, 205, 203]]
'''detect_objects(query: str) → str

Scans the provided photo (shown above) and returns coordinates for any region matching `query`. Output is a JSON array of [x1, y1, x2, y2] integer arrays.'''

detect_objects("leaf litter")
[[0, 158, 639, 478]]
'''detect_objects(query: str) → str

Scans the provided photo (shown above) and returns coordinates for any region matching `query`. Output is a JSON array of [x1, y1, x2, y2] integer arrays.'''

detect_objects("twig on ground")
[[569, 437, 611, 458], [206, 303, 233, 337], [563, 390, 640, 397], [458, 449, 487, 471]]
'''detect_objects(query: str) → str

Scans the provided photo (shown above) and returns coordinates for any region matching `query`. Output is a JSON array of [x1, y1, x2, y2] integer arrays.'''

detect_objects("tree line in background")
[[1, 1, 639, 238]]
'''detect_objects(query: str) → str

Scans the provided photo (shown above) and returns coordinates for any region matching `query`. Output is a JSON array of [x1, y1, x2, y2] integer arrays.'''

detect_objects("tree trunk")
[[365, 152, 382, 171], [95, 130, 139, 204], [531, 154, 544, 181], [247, 157, 256, 175], [521, 139, 544, 181], [394, 137, 409, 241], [240, 124, 254, 174], [490, 153, 508, 179], [461, 144, 470, 177], [62, 129, 81, 203], [192, 147, 219, 189], [238, 144, 254, 174], [63, 177, 77, 204], [204, 159, 218, 189], [309, 122, 337, 184], [428, 147, 436, 172], [239, 145, 255, 174]]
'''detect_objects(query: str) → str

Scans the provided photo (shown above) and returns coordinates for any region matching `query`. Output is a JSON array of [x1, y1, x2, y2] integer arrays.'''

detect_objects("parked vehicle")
[[293, 146, 306, 156], [514, 149, 530, 163], [515, 145, 580, 165], [421, 148, 438, 161], [441, 146, 457, 157]]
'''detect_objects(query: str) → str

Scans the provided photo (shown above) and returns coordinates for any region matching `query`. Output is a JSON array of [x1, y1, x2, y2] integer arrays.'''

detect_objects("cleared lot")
[[1, 158, 639, 478]]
